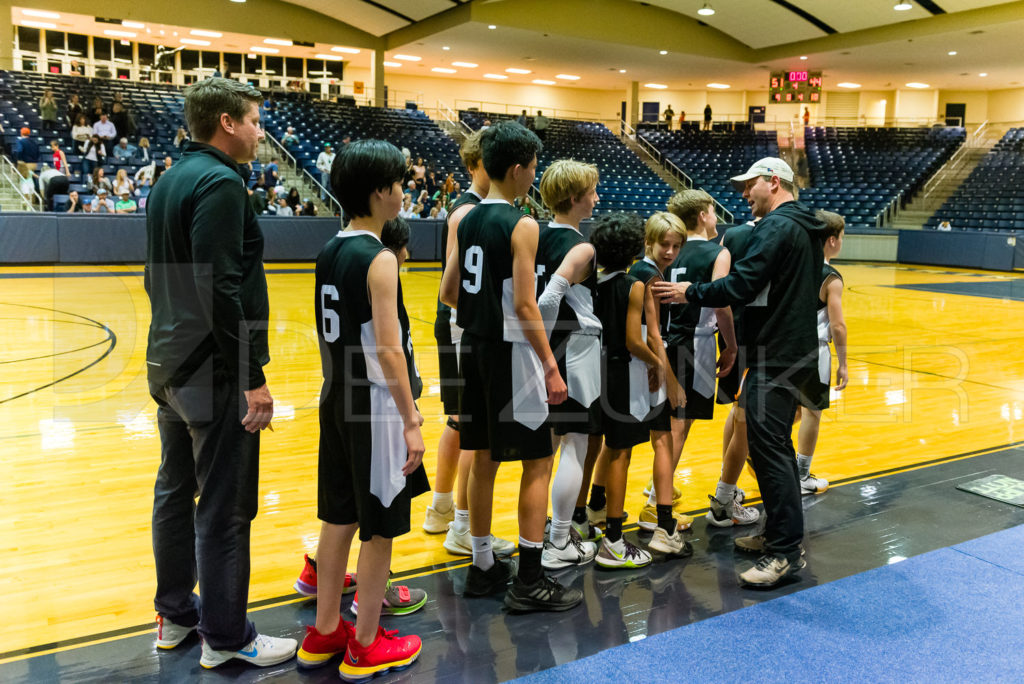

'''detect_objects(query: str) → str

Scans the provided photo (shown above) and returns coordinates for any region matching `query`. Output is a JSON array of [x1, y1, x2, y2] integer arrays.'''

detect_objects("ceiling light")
[[442, 46, 450, 50], [894, 2, 912, 10], [645, 83, 668, 89], [533, 79, 555, 85], [432, 67, 457, 73], [314, 54, 344, 61], [484, 73, 508, 79], [452, 61, 478, 68], [250, 46, 279, 54], [246, 53, 257, 59], [264, 38, 292, 46], [230, 0, 246, 3], [114, 58, 134, 64], [190, 29, 222, 38], [659, 50, 668, 55], [800, 55, 808, 60], [619, 69, 627, 73], [104, 29, 137, 38], [905, 82, 930, 88], [122, 21, 146, 29], [488, 25, 497, 29], [331, 46, 360, 54], [180, 38, 211, 46], [707, 82, 730, 89], [947, 50, 957, 56], [21, 20, 56, 29], [837, 82, 861, 88], [697, 3, 715, 16], [308, 70, 330, 76], [383, 61, 402, 67], [22, 9, 60, 19], [506, 68, 531, 74], [556, 74, 580, 80], [979, 72, 988, 77], [393, 54, 421, 62], [52, 49, 83, 56]]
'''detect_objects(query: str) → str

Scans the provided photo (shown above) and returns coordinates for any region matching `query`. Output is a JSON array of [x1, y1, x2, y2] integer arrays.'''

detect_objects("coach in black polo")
[[144, 78, 296, 669]]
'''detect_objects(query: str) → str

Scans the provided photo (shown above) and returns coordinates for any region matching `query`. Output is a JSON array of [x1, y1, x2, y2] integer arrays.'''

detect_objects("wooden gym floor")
[[1, 260, 1023, 666]]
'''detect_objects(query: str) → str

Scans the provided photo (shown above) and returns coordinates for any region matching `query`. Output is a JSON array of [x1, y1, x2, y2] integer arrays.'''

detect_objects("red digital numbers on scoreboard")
[[810, 92, 820, 102], [809, 76, 822, 88], [788, 71, 809, 82], [769, 70, 822, 104]]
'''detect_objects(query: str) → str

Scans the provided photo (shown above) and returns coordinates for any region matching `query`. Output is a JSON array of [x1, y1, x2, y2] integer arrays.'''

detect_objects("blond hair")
[[539, 158, 599, 215], [459, 129, 484, 172], [666, 189, 715, 231], [643, 211, 686, 257]]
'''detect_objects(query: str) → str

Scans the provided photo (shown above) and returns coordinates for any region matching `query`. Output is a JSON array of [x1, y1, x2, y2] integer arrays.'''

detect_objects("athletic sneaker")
[[503, 575, 583, 612], [422, 504, 455, 534], [643, 478, 682, 502], [705, 492, 760, 528], [199, 633, 298, 669], [735, 534, 807, 557], [801, 474, 829, 495], [442, 524, 516, 557], [463, 555, 514, 597], [647, 527, 693, 557], [596, 537, 652, 569], [541, 533, 597, 570], [297, 621, 352, 668], [637, 504, 692, 532], [739, 554, 806, 587], [293, 554, 356, 597], [155, 614, 196, 649], [351, 580, 427, 616], [586, 505, 628, 527], [338, 626, 421, 682], [571, 517, 603, 543]]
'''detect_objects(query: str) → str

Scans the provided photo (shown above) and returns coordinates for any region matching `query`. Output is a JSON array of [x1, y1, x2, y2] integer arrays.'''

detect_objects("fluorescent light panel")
[[506, 68, 531, 74], [483, 73, 507, 79], [180, 38, 210, 46], [905, 82, 930, 88], [393, 54, 421, 61], [331, 46, 360, 54], [21, 21, 57, 29], [836, 82, 861, 88], [555, 74, 580, 80], [190, 29, 223, 38], [264, 38, 292, 46], [432, 67, 457, 73], [452, 61, 477, 68], [104, 29, 137, 38], [707, 82, 730, 89], [22, 9, 60, 19], [383, 61, 402, 67], [314, 54, 344, 61], [533, 79, 555, 85], [122, 21, 146, 29], [250, 46, 279, 54], [645, 83, 668, 89]]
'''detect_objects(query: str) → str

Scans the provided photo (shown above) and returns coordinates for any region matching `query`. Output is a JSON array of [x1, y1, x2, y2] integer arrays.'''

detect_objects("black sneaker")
[[503, 575, 583, 613], [463, 556, 513, 597]]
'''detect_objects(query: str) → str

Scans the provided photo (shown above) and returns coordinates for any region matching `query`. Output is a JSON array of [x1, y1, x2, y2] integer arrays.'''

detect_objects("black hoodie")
[[686, 200, 825, 370]]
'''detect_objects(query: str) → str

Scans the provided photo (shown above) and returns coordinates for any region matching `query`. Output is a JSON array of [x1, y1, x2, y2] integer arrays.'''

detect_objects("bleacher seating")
[[638, 128, 779, 220], [802, 126, 964, 227], [461, 111, 674, 216], [929, 127, 1024, 232]]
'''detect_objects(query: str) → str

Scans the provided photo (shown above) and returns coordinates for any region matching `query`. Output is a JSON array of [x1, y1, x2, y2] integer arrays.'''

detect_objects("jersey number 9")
[[463, 245, 484, 294]]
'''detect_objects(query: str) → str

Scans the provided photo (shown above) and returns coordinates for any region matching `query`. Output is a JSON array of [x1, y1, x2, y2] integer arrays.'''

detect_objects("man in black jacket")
[[654, 157, 825, 587], [145, 78, 297, 668]]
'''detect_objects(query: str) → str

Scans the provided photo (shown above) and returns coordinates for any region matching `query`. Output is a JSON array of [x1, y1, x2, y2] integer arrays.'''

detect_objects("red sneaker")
[[338, 626, 421, 682], [293, 554, 357, 597], [297, 620, 353, 668]]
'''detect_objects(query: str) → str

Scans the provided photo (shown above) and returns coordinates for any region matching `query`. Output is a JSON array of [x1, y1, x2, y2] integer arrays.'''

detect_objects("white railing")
[[0, 155, 43, 211], [263, 129, 341, 217], [633, 129, 734, 223], [920, 121, 991, 204]]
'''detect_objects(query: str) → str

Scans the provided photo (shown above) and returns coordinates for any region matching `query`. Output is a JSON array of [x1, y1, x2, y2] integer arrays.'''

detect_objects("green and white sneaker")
[[596, 537, 652, 569], [571, 517, 603, 543]]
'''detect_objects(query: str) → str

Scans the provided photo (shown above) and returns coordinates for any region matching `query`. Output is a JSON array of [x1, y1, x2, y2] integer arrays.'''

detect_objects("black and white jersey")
[[437, 189, 482, 316], [665, 236, 722, 347], [536, 222, 601, 350], [628, 256, 667, 335]]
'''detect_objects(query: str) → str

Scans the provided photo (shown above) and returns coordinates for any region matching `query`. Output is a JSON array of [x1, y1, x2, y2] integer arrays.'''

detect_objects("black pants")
[[150, 366, 260, 651], [741, 364, 817, 560]]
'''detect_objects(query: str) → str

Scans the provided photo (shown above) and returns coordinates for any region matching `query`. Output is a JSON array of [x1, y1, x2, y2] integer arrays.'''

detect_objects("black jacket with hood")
[[686, 200, 825, 371]]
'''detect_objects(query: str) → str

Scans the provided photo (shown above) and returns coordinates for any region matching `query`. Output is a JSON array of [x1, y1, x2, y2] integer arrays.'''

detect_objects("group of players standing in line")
[[288, 120, 849, 680]]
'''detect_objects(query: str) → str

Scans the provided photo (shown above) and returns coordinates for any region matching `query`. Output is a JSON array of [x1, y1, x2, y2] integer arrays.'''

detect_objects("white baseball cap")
[[730, 157, 794, 191]]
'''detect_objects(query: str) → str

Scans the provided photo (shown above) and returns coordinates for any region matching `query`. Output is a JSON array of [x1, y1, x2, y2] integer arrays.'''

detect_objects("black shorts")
[[716, 341, 746, 405], [434, 307, 462, 417], [799, 377, 830, 411], [458, 332, 554, 462], [317, 386, 431, 541], [667, 342, 715, 420], [598, 360, 650, 450], [645, 401, 672, 432]]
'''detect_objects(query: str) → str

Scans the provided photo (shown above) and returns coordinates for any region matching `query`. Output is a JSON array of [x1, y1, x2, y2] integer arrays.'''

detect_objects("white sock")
[[796, 453, 812, 479], [519, 536, 543, 549], [647, 488, 658, 506], [471, 535, 493, 570], [549, 433, 588, 547], [432, 491, 453, 513], [453, 508, 470, 534], [715, 480, 736, 504]]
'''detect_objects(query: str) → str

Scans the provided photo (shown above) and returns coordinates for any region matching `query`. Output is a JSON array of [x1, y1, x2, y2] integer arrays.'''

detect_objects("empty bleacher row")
[[638, 128, 779, 221], [802, 126, 964, 227], [929, 128, 1024, 232], [461, 111, 674, 215]]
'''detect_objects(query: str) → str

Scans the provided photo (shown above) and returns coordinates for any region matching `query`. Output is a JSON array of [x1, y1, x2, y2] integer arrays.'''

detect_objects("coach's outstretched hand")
[[652, 280, 690, 304]]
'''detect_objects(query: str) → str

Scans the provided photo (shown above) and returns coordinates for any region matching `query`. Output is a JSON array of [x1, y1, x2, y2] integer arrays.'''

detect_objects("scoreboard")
[[769, 70, 822, 103]]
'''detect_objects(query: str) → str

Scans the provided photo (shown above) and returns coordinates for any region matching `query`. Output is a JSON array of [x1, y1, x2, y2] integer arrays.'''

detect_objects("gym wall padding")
[[897, 229, 1020, 272]]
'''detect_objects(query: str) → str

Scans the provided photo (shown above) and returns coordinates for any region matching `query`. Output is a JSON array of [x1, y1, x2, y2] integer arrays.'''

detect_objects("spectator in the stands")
[[937, 219, 952, 231], [50, 140, 68, 174], [211, 64, 222, 79], [417, 190, 432, 218], [80, 133, 106, 177], [341, 133, 351, 146], [285, 187, 301, 213], [39, 90, 59, 131], [135, 161, 155, 189], [15, 127, 40, 170], [88, 97, 105, 125], [282, 126, 299, 146], [442, 172, 455, 196], [315, 143, 335, 199], [253, 172, 271, 193], [431, 198, 447, 221], [173, 127, 189, 148], [89, 168, 113, 195], [115, 190, 137, 214], [67, 190, 85, 213], [424, 169, 438, 198], [401, 146, 411, 163], [0, 121, 5, 157], [153, 155, 173, 184], [17, 162, 38, 207], [273, 197, 293, 216], [71, 114, 92, 147], [264, 157, 280, 186], [136, 137, 151, 163], [113, 168, 135, 197], [39, 164, 68, 210], [404, 180, 417, 198], [518, 109, 528, 126], [110, 99, 134, 139], [91, 187, 115, 213], [92, 114, 117, 155], [113, 137, 137, 161], [411, 156, 426, 189], [399, 195, 416, 219], [300, 200, 317, 216], [69, 59, 84, 76], [703, 103, 712, 130], [481, 118, 491, 129], [534, 110, 549, 140], [803, 107, 810, 126], [67, 93, 83, 127]]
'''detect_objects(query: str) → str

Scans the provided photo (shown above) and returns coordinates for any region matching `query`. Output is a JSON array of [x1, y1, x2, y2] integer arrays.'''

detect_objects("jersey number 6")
[[320, 284, 340, 342]]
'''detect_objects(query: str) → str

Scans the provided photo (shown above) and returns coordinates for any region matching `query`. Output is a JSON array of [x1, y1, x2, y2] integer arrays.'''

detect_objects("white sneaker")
[[199, 633, 298, 669], [442, 523, 515, 557], [155, 614, 196, 649], [586, 504, 606, 526], [595, 537, 652, 569], [648, 527, 693, 557], [643, 478, 682, 502], [800, 473, 829, 495], [422, 504, 455, 534], [739, 554, 806, 587], [705, 492, 760, 528], [571, 517, 603, 543], [541, 535, 597, 570]]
